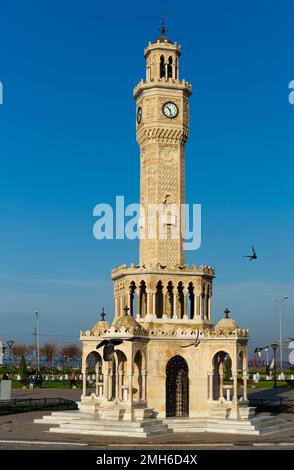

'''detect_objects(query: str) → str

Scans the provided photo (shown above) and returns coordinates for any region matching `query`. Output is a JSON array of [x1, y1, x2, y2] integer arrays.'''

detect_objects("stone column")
[[208, 372, 214, 400], [243, 370, 248, 401], [119, 370, 124, 400], [127, 289, 132, 313], [208, 295, 211, 320], [203, 294, 208, 320], [95, 368, 99, 396], [167, 290, 172, 319], [152, 291, 156, 317], [172, 62, 176, 79], [82, 372, 87, 397], [142, 292, 147, 318], [219, 364, 224, 400], [200, 294, 205, 320], [110, 366, 114, 400], [146, 291, 150, 318], [193, 294, 199, 318], [142, 370, 147, 402], [173, 293, 178, 319], [105, 369, 110, 400], [198, 294, 202, 318], [128, 373, 134, 405], [120, 295, 124, 317], [137, 291, 141, 319], [232, 373, 238, 403], [146, 290, 154, 319], [162, 287, 168, 320], [115, 365, 120, 400]]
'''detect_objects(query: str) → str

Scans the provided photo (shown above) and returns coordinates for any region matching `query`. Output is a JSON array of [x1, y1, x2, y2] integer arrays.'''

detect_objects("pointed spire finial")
[[161, 16, 166, 37], [155, 15, 171, 44], [101, 307, 106, 321], [159, 15, 166, 37]]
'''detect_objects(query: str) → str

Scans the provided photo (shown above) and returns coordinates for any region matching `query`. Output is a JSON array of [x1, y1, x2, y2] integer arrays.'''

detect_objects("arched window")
[[155, 281, 163, 318], [139, 280, 147, 318], [129, 281, 136, 317], [188, 282, 194, 319], [166, 356, 189, 417], [160, 55, 165, 78], [167, 56, 173, 78], [175, 58, 178, 79], [84, 351, 102, 397], [212, 351, 232, 401], [177, 282, 184, 319], [134, 351, 143, 401]]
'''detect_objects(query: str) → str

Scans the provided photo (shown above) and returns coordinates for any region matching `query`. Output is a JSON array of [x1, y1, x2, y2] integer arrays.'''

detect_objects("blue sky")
[[0, 0, 293, 355]]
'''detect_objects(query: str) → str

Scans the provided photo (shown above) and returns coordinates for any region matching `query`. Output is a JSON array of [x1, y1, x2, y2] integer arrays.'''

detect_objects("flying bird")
[[96, 338, 133, 361], [180, 329, 201, 348], [243, 246, 257, 261]]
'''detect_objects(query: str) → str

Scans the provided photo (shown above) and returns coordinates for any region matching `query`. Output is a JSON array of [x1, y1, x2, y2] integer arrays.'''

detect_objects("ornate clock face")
[[162, 101, 178, 118], [137, 106, 142, 124]]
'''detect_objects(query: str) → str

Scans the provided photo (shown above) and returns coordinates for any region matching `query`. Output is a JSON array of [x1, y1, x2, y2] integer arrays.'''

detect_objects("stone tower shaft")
[[112, 31, 214, 327], [133, 35, 192, 268]]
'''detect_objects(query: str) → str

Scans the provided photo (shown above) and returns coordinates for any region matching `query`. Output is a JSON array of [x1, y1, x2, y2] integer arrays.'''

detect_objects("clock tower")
[[67, 23, 250, 433], [133, 21, 192, 267], [111, 22, 214, 324], [38, 22, 253, 435]]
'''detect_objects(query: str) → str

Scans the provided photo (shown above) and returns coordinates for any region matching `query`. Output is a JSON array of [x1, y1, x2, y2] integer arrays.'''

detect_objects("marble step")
[[49, 427, 172, 438], [35, 412, 294, 437], [34, 411, 94, 424], [34, 411, 173, 437], [206, 417, 291, 433], [50, 411, 83, 417], [48, 419, 173, 438], [35, 416, 85, 424], [164, 416, 294, 436], [59, 419, 167, 431]]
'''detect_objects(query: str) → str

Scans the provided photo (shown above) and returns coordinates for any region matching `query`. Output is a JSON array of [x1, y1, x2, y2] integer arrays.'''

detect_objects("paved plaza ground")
[[0, 387, 293, 450]]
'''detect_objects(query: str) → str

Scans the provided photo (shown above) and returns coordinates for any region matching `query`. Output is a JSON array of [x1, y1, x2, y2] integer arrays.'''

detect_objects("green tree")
[[19, 354, 28, 379]]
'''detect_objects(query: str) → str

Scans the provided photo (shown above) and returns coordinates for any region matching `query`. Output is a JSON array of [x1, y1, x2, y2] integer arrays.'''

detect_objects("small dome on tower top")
[[113, 314, 140, 329], [214, 308, 239, 335], [91, 308, 110, 334], [112, 305, 144, 334]]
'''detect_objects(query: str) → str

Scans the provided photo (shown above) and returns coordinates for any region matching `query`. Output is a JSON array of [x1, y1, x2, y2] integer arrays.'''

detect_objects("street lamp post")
[[271, 343, 279, 388], [34, 311, 41, 371], [272, 296, 288, 371]]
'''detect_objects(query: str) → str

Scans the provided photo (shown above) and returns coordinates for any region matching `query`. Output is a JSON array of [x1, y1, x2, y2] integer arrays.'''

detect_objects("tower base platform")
[[35, 410, 293, 437], [35, 412, 172, 438]]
